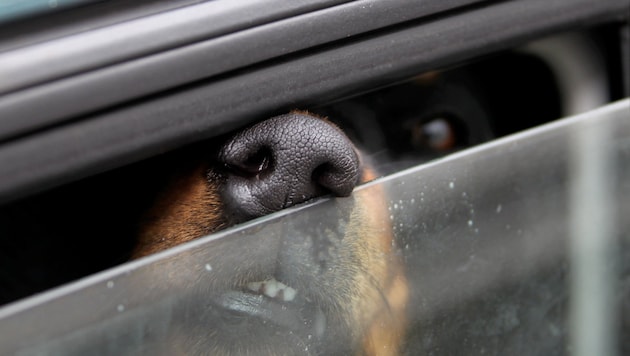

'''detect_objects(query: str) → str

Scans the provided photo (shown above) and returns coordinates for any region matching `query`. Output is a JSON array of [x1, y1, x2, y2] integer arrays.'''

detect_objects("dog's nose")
[[218, 112, 360, 223]]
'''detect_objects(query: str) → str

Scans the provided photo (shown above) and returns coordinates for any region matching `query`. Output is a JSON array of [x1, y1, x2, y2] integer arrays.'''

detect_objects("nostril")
[[312, 159, 358, 197], [312, 163, 333, 186], [223, 147, 273, 178]]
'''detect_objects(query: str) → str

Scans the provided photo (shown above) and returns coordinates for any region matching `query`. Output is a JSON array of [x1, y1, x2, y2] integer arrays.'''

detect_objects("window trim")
[[0, 0, 627, 204]]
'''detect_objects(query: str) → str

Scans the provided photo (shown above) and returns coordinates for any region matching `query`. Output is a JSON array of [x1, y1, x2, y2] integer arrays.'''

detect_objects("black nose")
[[218, 112, 360, 223]]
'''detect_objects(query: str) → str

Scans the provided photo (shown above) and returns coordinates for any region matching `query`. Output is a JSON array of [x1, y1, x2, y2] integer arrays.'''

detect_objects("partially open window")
[[0, 12, 628, 356]]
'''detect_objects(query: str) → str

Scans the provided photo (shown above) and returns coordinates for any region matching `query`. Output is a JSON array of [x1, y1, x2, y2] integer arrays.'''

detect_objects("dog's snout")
[[218, 112, 360, 222]]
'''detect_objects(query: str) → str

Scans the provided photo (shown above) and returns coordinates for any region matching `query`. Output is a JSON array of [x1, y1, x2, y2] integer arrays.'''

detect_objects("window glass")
[[0, 99, 627, 355], [0, 0, 102, 24]]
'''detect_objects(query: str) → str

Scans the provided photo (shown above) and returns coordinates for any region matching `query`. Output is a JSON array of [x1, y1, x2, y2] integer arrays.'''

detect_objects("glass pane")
[[0, 0, 102, 24], [0, 99, 627, 355]]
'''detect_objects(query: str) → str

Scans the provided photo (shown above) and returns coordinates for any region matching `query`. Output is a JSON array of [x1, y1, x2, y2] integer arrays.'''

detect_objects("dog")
[[0, 110, 410, 356], [122, 68, 505, 353], [129, 111, 409, 355], [0, 67, 513, 354]]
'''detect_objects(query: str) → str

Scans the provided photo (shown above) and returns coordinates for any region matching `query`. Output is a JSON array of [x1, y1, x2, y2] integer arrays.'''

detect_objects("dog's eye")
[[411, 117, 458, 152]]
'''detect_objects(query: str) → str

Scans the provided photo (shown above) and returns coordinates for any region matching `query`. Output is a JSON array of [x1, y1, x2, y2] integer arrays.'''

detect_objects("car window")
[[0, 1, 628, 355]]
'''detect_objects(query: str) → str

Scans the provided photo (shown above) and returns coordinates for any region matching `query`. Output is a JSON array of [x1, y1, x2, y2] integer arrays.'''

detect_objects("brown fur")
[[352, 168, 409, 355], [134, 116, 408, 355], [133, 163, 225, 258]]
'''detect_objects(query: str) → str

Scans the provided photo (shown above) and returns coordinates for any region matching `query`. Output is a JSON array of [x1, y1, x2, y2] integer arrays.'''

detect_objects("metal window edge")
[[0, 0, 488, 142], [0, 0, 355, 94]]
